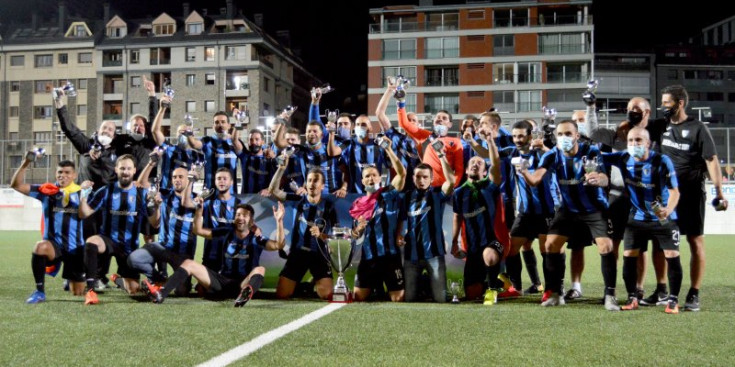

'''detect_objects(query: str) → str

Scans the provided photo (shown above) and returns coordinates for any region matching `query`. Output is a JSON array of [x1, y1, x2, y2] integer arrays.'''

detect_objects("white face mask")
[[354, 127, 368, 139], [557, 136, 574, 152], [97, 134, 113, 146], [214, 132, 227, 140], [177, 135, 188, 149], [433, 124, 448, 137], [130, 132, 145, 141], [364, 182, 380, 194]]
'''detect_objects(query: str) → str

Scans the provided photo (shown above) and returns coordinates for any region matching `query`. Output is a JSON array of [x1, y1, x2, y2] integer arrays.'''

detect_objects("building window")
[[706, 92, 724, 101], [426, 37, 459, 59], [204, 47, 215, 61], [78, 52, 93, 64], [425, 66, 458, 86], [34, 106, 53, 119], [11, 55, 25, 66], [383, 39, 416, 60], [263, 103, 270, 115], [10, 155, 24, 169], [9, 106, 19, 117], [206, 73, 215, 85], [130, 49, 140, 64], [187, 23, 203, 35], [263, 77, 271, 93], [58, 53, 68, 64], [385, 94, 416, 116], [205, 100, 216, 112], [493, 34, 514, 56], [539, 33, 587, 55], [186, 74, 196, 86], [667, 69, 678, 80], [154, 24, 174, 36], [107, 26, 126, 38], [225, 45, 246, 60], [547, 63, 587, 83], [425, 94, 459, 114], [493, 63, 514, 84], [518, 62, 541, 83], [150, 47, 171, 65], [186, 47, 196, 62], [493, 9, 529, 27], [78, 79, 88, 89], [131, 76, 141, 88], [73, 24, 88, 37], [11, 81, 20, 92], [493, 91, 515, 112], [103, 50, 123, 67], [130, 102, 141, 114], [186, 101, 196, 112], [34, 131, 53, 144], [77, 104, 87, 115], [35, 80, 52, 93], [383, 66, 417, 85], [518, 90, 542, 112], [426, 12, 459, 31]]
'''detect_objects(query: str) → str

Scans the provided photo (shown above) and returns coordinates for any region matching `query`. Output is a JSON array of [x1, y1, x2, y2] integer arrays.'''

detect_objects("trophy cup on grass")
[[320, 225, 355, 303]]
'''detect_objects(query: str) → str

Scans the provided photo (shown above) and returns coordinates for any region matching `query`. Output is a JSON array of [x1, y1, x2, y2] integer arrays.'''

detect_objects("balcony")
[[103, 59, 122, 67], [368, 20, 458, 34], [103, 114, 122, 120], [547, 71, 588, 84], [383, 50, 417, 60], [425, 76, 458, 87], [517, 73, 542, 84], [539, 43, 588, 55], [369, 15, 591, 33], [517, 102, 543, 113]]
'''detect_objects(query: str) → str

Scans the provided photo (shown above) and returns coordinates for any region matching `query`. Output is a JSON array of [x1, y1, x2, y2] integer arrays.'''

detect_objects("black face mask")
[[627, 111, 643, 126], [662, 103, 679, 121]]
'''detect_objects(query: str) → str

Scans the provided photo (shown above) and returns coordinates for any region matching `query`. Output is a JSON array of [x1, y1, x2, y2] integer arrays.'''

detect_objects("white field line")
[[196, 303, 346, 367]]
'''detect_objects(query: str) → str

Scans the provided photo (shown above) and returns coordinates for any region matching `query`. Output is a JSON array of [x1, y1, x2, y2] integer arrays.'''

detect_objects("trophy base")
[[329, 291, 353, 303]]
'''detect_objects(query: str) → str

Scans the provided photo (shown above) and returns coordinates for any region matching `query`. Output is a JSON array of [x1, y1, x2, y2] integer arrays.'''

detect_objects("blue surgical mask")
[[433, 124, 448, 137], [177, 135, 188, 149], [354, 127, 367, 139], [557, 136, 575, 152], [337, 127, 351, 140], [627, 145, 646, 159]]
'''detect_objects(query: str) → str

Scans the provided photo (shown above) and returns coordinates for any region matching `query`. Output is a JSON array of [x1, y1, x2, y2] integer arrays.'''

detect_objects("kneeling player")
[[148, 201, 285, 305]]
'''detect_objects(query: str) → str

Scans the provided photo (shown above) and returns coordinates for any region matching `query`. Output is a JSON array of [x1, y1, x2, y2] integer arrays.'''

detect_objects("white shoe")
[[541, 293, 565, 307], [604, 295, 620, 311]]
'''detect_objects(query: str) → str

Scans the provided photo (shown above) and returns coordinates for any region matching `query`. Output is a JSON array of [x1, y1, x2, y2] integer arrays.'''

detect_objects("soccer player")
[[238, 128, 276, 195], [375, 78, 421, 191], [655, 85, 728, 311], [518, 120, 620, 311], [11, 156, 92, 303], [78, 154, 159, 305], [148, 201, 285, 306], [603, 127, 683, 313], [451, 136, 507, 302], [329, 115, 389, 194], [269, 159, 339, 300], [150, 95, 200, 191], [500, 120, 560, 295], [199, 168, 241, 272], [400, 157, 456, 303], [185, 111, 242, 191], [349, 136, 406, 302]]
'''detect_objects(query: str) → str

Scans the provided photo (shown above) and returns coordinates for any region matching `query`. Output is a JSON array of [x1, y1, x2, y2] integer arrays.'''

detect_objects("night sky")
[[0, 0, 726, 113]]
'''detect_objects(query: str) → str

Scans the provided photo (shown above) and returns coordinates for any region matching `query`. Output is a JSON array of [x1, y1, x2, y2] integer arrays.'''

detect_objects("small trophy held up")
[[276, 146, 296, 167], [542, 106, 557, 122], [646, 198, 669, 225], [26, 147, 46, 163], [582, 80, 599, 106], [581, 156, 600, 185], [234, 108, 249, 131], [61, 81, 77, 98], [311, 84, 334, 99], [190, 160, 216, 200], [321, 226, 355, 303], [423, 115, 433, 129], [161, 79, 174, 108], [91, 132, 103, 152], [146, 174, 162, 212], [326, 109, 339, 133], [281, 105, 297, 123], [393, 75, 410, 100]]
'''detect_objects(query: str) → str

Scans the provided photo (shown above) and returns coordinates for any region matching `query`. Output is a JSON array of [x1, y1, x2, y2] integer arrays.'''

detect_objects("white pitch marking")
[[196, 303, 346, 367]]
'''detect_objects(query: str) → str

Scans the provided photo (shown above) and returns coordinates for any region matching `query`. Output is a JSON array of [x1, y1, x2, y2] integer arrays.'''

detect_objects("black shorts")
[[624, 219, 681, 252], [464, 241, 504, 286], [510, 213, 553, 240], [280, 247, 333, 282], [48, 242, 85, 282], [99, 235, 140, 280], [608, 195, 631, 241], [504, 200, 516, 230], [140, 220, 156, 237], [354, 255, 404, 292], [549, 210, 610, 242], [676, 181, 705, 237], [204, 268, 243, 299], [202, 239, 223, 272]]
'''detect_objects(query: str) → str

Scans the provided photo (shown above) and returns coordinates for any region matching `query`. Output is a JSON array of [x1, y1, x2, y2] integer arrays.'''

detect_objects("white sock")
[[572, 282, 582, 293]]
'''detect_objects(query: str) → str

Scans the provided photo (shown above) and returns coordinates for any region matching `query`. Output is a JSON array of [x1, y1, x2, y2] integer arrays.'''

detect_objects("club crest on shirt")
[[682, 130, 689, 138], [643, 166, 651, 176]]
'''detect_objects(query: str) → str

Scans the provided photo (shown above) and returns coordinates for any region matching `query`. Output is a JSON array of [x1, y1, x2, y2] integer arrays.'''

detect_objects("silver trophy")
[[311, 84, 334, 99], [181, 114, 200, 137], [583, 80, 599, 105], [326, 109, 339, 133], [320, 225, 355, 303], [190, 160, 216, 200], [646, 197, 669, 224], [393, 75, 410, 100], [161, 80, 174, 108], [62, 81, 77, 97], [26, 147, 46, 162], [582, 156, 600, 185], [542, 106, 557, 122], [448, 279, 463, 304], [276, 146, 296, 167], [146, 174, 162, 211], [281, 105, 297, 122], [234, 108, 249, 131]]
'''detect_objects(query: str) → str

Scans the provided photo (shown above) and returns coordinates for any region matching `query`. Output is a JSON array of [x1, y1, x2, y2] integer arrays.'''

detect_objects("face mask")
[[249, 144, 262, 153], [337, 127, 351, 141], [627, 145, 646, 159], [354, 127, 368, 140], [364, 182, 381, 194], [177, 135, 188, 149], [97, 134, 112, 146], [306, 140, 320, 149], [627, 111, 643, 126], [662, 103, 679, 121], [433, 124, 448, 137], [557, 136, 575, 152], [130, 132, 145, 141], [214, 132, 226, 140]]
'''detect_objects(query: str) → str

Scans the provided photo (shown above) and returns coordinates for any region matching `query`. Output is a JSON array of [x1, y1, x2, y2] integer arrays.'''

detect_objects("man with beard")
[[269, 160, 339, 300], [197, 168, 241, 272], [329, 115, 389, 194], [78, 155, 159, 304], [185, 111, 242, 193], [498, 120, 560, 296], [238, 128, 276, 195], [148, 202, 285, 306], [349, 136, 406, 302], [518, 120, 620, 311], [451, 136, 506, 303], [151, 96, 200, 191]]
